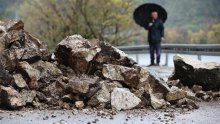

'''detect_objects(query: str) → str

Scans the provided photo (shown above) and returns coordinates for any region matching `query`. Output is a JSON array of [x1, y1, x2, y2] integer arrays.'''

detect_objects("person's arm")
[[160, 20, 164, 41]]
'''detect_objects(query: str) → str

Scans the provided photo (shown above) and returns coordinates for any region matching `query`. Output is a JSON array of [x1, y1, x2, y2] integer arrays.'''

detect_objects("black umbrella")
[[133, 3, 167, 29]]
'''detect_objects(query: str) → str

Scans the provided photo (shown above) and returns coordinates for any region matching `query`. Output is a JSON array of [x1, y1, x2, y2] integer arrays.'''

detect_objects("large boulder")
[[0, 86, 25, 109], [111, 88, 141, 110], [170, 54, 220, 91], [55, 35, 101, 74]]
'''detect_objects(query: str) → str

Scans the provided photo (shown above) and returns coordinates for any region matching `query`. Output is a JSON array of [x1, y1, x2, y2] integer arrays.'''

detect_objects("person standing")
[[148, 11, 164, 66]]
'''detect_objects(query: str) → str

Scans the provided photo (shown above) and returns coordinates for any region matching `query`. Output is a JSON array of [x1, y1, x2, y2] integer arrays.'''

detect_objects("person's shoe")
[[155, 63, 160, 66], [147, 63, 155, 67]]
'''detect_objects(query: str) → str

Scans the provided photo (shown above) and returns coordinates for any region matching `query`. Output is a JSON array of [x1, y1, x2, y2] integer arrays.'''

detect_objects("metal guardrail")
[[117, 44, 220, 66]]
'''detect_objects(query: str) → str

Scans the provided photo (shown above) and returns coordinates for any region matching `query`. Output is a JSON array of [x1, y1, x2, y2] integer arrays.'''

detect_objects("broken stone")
[[31, 60, 62, 83], [0, 65, 14, 86], [55, 35, 101, 74], [170, 54, 220, 91], [20, 90, 36, 104], [166, 86, 187, 102], [102, 64, 139, 88], [195, 91, 206, 98], [176, 98, 199, 109], [192, 85, 203, 93], [111, 88, 141, 110], [94, 41, 136, 67], [150, 94, 166, 109], [13, 73, 27, 89], [202, 95, 212, 102], [4, 20, 24, 31], [66, 76, 98, 94], [147, 70, 170, 94], [0, 86, 25, 109], [18, 61, 40, 89], [75, 101, 84, 109]]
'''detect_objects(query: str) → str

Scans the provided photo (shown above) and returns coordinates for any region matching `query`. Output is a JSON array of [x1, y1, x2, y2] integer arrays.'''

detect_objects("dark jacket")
[[148, 18, 164, 44]]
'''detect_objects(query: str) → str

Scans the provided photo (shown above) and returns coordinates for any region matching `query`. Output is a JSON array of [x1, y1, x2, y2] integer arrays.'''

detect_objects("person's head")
[[151, 11, 158, 20]]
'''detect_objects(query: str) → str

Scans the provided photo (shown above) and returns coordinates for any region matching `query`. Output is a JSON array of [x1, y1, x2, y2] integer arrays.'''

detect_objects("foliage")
[[18, 0, 139, 48]]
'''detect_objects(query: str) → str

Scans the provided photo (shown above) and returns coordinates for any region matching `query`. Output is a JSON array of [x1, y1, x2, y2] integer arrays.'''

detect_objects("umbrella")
[[133, 3, 167, 29]]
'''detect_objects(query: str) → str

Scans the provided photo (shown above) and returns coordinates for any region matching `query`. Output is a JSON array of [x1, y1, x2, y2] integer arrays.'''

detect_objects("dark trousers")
[[149, 42, 161, 64]]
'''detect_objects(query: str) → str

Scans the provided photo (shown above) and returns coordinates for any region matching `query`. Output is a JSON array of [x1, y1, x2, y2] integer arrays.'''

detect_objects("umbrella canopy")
[[133, 3, 167, 29]]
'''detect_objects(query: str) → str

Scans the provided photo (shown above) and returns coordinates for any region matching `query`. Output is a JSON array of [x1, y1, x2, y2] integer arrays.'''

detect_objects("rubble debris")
[[0, 86, 25, 109], [170, 54, 220, 91], [13, 73, 27, 89], [75, 101, 84, 109], [111, 88, 141, 110], [0, 20, 219, 111], [150, 94, 166, 109], [166, 86, 187, 103]]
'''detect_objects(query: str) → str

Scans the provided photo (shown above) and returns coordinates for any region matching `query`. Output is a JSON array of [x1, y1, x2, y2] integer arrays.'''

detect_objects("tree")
[[19, 0, 139, 48]]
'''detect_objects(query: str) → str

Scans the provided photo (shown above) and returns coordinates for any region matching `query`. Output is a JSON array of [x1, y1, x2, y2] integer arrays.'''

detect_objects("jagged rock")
[[4, 20, 24, 31], [176, 98, 199, 109], [20, 90, 36, 104], [0, 86, 25, 109], [192, 85, 203, 93], [31, 60, 62, 83], [55, 35, 101, 74], [102, 64, 139, 88], [87, 81, 121, 107], [13, 73, 27, 89], [137, 68, 152, 93], [170, 54, 220, 91], [18, 61, 40, 89], [75, 101, 84, 109], [66, 76, 98, 94], [111, 88, 141, 110], [147, 70, 170, 94], [195, 91, 206, 98], [202, 95, 212, 102], [150, 94, 166, 109], [0, 65, 14, 86], [94, 42, 136, 67], [166, 86, 187, 102], [21, 48, 42, 63]]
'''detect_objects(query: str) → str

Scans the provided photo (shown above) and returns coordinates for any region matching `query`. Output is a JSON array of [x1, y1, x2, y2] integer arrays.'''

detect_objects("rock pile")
[[0, 20, 219, 111]]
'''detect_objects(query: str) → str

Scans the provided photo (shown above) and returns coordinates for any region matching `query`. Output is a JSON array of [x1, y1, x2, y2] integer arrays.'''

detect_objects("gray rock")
[[20, 90, 36, 104], [75, 101, 84, 109], [31, 60, 62, 83], [0, 86, 25, 109], [55, 35, 101, 74], [13, 73, 27, 89], [150, 93, 166, 109], [66, 76, 98, 94], [87, 81, 121, 107], [166, 86, 187, 102], [111, 88, 141, 110], [18, 61, 40, 89], [192, 85, 203, 93], [102, 64, 139, 88], [170, 54, 220, 90]]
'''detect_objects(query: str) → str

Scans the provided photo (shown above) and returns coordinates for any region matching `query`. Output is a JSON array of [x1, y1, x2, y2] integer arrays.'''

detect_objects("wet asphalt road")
[[0, 102, 220, 124]]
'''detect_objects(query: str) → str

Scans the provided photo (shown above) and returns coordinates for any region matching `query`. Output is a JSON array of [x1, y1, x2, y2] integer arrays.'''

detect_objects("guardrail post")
[[198, 54, 201, 60], [136, 54, 139, 63], [165, 53, 169, 66]]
